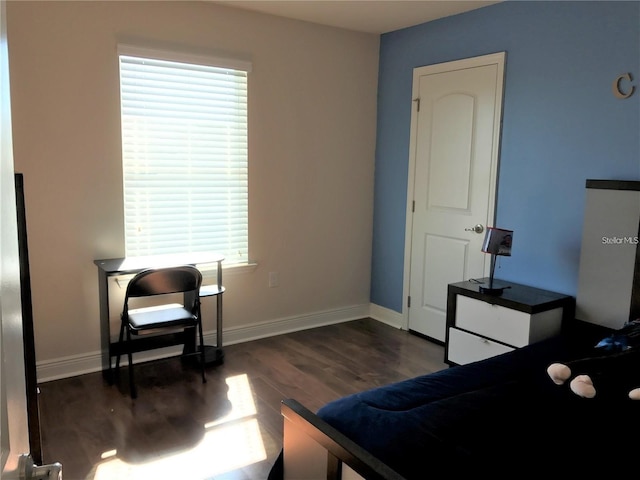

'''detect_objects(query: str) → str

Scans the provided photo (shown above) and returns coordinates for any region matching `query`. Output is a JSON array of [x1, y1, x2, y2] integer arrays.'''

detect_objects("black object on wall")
[[15, 173, 42, 465]]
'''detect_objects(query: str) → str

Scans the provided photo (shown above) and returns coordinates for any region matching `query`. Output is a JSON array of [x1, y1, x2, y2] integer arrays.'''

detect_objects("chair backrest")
[[125, 265, 203, 300]]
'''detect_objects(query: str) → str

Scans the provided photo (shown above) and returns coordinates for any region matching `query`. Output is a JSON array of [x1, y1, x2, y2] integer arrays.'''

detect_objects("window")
[[118, 45, 250, 265]]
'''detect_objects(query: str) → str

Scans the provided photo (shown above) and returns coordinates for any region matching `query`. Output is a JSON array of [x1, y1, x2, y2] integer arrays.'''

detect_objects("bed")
[[268, 179, 640, 480]]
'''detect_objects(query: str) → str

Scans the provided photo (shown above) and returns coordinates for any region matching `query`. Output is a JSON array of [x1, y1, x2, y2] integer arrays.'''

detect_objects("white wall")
[[6, 1, 379, 380]]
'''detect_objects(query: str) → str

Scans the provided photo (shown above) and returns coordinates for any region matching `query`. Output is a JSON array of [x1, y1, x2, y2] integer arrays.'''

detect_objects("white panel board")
[[576, 187, 640, 329]]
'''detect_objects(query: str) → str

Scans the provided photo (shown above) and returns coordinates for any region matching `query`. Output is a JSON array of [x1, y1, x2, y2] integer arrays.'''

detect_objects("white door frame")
[[1, 0, 31, 477], [401, 52, 506, 330]]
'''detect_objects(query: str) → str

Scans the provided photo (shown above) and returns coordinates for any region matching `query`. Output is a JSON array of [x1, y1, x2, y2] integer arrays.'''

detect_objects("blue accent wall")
[[371, 1, 640, 312]]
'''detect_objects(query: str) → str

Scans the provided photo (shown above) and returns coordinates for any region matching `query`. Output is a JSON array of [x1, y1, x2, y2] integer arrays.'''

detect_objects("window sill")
[[199, 261, 258, 284]]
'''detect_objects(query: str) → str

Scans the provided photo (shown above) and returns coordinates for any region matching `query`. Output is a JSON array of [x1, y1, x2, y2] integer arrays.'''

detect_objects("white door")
[[405, 53, 505, 342], [1, 1, 33, 478]]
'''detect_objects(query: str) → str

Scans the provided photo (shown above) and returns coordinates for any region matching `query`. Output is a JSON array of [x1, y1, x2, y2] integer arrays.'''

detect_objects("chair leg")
[[126, 327, 137, 399], [198, 319, 206, 384]]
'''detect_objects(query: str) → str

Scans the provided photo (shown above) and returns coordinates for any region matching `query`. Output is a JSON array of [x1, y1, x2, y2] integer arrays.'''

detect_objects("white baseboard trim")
[[368, 303, 405, 329], [37, 303, 371, 383]]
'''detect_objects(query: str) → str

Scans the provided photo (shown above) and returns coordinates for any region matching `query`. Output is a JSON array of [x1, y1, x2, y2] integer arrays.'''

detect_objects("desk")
[[94, 253, 225, 382]]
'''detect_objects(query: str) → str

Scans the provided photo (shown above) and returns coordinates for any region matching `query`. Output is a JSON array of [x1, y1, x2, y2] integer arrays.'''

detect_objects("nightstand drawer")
[[455, 295, 531, 346], [447, 327, 514, 365]]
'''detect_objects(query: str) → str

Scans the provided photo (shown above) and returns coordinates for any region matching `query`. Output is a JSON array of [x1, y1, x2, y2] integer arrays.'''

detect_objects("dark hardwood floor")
[[37, 318, 446, 480]]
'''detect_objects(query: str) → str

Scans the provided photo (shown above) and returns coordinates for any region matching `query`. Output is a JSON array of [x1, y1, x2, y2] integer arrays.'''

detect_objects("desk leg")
[[213, 293, 224, 364], [216, 293, 223, 351], [97, 270, 113, 383], [199, 293, 224, 365], [189, 292, 224, 366], [214, 259, 224, 363]]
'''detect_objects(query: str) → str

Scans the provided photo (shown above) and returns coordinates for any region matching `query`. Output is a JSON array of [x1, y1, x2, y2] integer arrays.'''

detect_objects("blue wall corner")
[[371, 1, 640, 312]]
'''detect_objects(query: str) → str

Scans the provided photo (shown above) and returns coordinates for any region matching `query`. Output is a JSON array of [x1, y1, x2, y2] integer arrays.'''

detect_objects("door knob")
[[465, 224, 484, 234], [18, 454, 63, 480]]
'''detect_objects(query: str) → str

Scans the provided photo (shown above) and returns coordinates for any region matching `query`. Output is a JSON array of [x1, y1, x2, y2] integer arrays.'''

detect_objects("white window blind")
[[118, 47, 250, 265]]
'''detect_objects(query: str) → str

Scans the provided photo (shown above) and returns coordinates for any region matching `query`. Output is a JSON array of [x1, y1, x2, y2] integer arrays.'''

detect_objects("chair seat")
[[128, 304, 197, 331]]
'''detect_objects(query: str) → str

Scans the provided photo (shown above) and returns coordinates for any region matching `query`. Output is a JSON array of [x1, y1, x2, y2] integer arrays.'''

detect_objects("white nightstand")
[[445, 279, 575, 366]]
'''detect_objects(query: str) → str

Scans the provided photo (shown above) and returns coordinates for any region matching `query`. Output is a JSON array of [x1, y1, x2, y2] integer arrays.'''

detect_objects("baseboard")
[[36, 303, 371, 383], [368, 303, 405, 329]]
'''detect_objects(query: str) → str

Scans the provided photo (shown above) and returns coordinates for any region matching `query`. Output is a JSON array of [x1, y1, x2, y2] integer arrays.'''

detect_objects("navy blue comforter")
[[316, 332, 640, 477]]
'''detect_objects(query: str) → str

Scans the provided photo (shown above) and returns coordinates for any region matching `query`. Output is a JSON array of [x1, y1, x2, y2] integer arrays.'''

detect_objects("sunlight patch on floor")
[[205, 372, 257, 428], [90, 374, 267, 480]]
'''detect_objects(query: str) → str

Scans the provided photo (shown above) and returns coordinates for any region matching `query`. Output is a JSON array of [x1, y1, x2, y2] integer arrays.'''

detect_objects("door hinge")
[[407, 296, 411, 308], [413, 97, 420, 112], [412, 200, 415, 212]]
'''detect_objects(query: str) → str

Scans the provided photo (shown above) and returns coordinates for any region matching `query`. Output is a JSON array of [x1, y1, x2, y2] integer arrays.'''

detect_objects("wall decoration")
[[613, 72, 635, 99]]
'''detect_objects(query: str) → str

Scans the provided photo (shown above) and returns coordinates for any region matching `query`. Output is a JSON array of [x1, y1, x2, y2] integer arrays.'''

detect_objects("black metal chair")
[[115, 265, 206, 398]]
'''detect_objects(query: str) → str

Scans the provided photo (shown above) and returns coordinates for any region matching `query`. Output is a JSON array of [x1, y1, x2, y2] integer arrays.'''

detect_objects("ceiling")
[[212, 1, 501, 34]]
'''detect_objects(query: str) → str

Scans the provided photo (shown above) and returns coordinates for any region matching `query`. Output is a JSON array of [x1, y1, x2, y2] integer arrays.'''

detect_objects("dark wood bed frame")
[[280, 398, 405, 480]]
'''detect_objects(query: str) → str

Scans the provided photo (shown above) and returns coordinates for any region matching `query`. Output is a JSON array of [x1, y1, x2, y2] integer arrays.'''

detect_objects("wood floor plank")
[[37, 318, 446, 479]]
